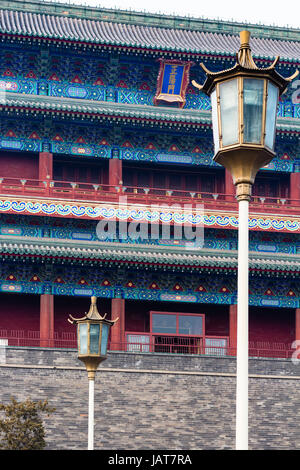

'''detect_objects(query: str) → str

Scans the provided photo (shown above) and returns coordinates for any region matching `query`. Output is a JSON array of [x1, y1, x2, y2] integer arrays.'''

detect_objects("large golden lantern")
[[193, 30, 298, 201]]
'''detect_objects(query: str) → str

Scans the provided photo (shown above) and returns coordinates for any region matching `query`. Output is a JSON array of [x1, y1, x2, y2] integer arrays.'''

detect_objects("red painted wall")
[[53, 157, 109, 185], [125, 301, 295, 345], [54, 295, 111, 336], [0, 293, 40, 331], [125, 300, 229, 336], [0, 293, 295, 347], [249, 307, 295, 345], [290, 173, 300, 201], [0, 151, 39, 180]]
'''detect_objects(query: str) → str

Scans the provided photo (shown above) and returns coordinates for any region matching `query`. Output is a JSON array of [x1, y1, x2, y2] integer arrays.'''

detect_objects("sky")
[[49, 0, 300, 29]]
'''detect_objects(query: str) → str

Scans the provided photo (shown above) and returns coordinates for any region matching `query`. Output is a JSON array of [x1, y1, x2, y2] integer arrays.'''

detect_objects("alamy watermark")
[[96, 196, 204, 249]]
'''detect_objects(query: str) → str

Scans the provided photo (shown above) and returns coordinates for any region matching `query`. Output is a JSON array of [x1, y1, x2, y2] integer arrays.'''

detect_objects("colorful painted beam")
[[0, 196, 300, 232]]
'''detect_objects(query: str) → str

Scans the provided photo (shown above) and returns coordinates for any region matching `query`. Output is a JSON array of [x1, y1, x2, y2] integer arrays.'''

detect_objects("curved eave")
[[1, 92, 212, 127], [1, 92, 299, 132], [0, 237, 299, 274], [200, 63, 293, 96]]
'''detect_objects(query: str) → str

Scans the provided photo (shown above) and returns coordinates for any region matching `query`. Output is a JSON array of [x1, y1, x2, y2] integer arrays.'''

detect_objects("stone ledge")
[[2, 346, 300, 377], [1, 362, 300, 381]]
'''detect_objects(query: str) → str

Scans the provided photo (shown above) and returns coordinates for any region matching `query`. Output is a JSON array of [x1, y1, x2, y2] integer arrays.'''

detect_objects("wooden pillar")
[[225, 169, 235, 201], [39, 152, 53, 182], [290, 173, 300, 204], [229, 304, 237, 355], [110, 298, 125, 351], [40, 294, 54, 347], [109, 157, 122, 190]]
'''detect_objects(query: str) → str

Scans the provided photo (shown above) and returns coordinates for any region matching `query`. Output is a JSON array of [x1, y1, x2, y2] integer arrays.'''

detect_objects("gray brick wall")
[[0, 347, 300, 450]]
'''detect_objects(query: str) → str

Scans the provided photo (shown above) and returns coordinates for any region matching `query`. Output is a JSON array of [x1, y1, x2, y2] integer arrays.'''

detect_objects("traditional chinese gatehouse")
[[0, 0, 299, 360]]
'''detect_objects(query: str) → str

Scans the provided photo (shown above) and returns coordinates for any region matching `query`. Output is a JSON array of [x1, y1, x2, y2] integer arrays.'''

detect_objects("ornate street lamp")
[[193, 31, 298, 450], [68, 296, 118, 450]]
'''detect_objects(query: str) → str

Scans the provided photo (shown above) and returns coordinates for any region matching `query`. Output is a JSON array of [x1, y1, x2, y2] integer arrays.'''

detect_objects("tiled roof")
[[1, 237, 299, 273], [3, 92, 298, 132], [3, 92, 212, 125], [0, 5, 299, 62]]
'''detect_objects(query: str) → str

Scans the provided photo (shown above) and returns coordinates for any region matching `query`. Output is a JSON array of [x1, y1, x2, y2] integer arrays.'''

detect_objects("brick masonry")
[[0, 347, 300, 450]]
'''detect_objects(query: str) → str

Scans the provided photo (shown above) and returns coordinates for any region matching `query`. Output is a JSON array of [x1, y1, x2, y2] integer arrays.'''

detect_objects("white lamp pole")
[[88, 377, 95, 450], [236, 198, 249, 450]]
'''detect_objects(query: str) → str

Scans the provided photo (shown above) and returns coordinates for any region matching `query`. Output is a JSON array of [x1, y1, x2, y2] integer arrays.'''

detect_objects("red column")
[[110, 298, 125, 351], [109, 158, 122, 190], [290, 173, 300, 204], [225, 169, 235, 201], [229, 304, 237, 355], [40, 294, 54, 348], [39, 152, 53, 182]]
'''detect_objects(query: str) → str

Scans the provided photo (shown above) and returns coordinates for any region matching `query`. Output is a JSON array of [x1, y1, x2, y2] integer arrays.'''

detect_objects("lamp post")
[[68, 296, 118, 450], [193, 31, 298, 450]]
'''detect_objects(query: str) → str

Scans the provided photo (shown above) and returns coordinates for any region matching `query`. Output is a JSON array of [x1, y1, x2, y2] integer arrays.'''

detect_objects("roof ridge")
[[0, 1, 299, 63], [2, 0, 300, 43]]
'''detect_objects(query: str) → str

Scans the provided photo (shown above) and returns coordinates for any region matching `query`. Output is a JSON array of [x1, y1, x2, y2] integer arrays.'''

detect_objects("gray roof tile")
[[0, 7, 299, 62]]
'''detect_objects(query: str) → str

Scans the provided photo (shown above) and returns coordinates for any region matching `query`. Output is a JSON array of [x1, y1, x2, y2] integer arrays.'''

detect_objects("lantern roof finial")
[[68, 296, 118, 325], [237, 30, 258, 70], [86, 295, 103, 320]]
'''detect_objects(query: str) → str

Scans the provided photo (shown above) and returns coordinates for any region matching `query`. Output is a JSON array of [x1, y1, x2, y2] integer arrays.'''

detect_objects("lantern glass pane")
[[219, 79, 238, 146], [100, 323, 110, 356], [79, 323, 88, 355], [210, 89, 219, 153], [243, 78, 264, 143], [90, 324, 100, 355], [265, 81, 278, 150]]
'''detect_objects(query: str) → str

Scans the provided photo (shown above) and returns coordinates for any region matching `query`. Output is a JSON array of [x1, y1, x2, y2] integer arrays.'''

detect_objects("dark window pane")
[[137, 171, 150, 187], [78, 167, 87, 182], [169, 174, 181, 190], [185, 175, 198, 191], [65, 166, 75, 181], [178, 315, 203, 335], [123, 170, 133, 186], [153, 173, 165, 189], [152, 314, 176, 334], [53, 164, 63, 181], [201, 175, 215, 193], [90, 168, 101, 184]]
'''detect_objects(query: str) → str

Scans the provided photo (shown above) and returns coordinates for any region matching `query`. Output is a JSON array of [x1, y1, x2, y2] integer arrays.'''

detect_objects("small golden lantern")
[[68, 296, 118, 450], [68, 296, 118, 380]]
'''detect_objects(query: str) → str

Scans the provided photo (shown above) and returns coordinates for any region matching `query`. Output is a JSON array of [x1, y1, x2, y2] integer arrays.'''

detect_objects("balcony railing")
[[0, 329, 295, 359], [0, 176, 298, 215], [0, 329, 77, 349], [122, 334, 295, 359]]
